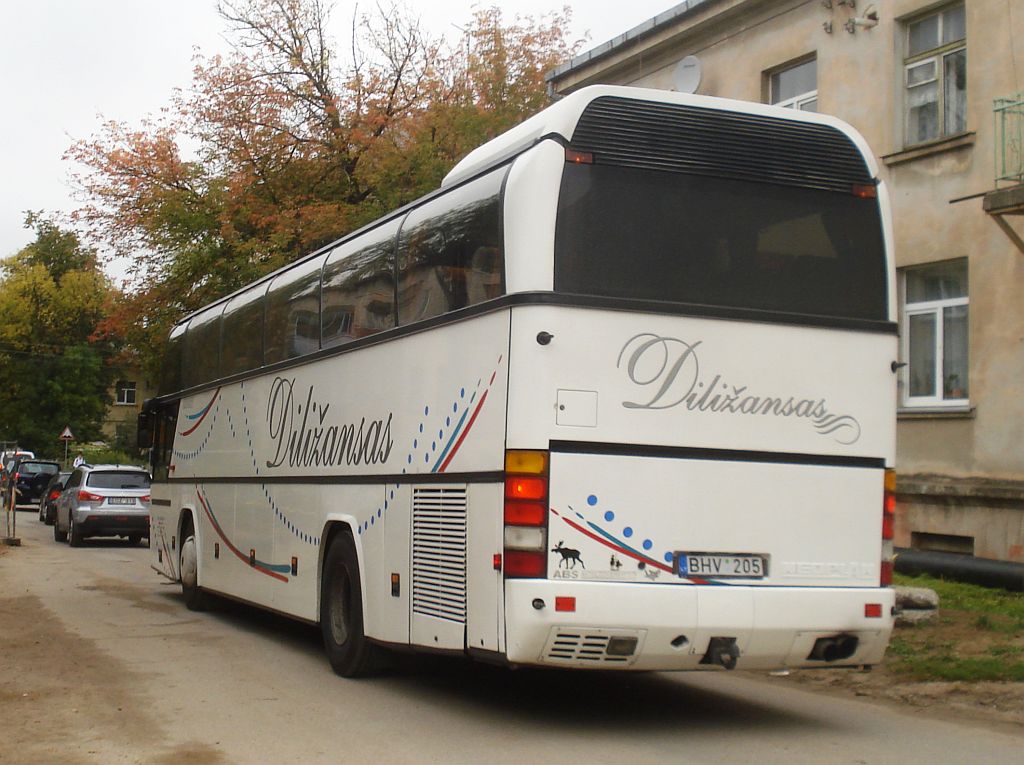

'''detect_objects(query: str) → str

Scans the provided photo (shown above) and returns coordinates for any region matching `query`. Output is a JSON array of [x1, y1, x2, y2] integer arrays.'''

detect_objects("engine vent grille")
[[570, 96, 873, 194], [542, 629, 643, 667], [412, 486, 468, 623]]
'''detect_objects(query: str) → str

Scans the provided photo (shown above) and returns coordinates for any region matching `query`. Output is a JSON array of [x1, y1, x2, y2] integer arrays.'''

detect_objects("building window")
[[904, 3, 966, 146], [769, 58, 817, 112], [116, 381, 137, 406], [900, 260, 968, 407]]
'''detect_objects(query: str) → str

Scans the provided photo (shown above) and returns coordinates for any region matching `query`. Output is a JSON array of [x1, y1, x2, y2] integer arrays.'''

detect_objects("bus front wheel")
[[320, 532, 381, 677], [180, 517, 208, 611]]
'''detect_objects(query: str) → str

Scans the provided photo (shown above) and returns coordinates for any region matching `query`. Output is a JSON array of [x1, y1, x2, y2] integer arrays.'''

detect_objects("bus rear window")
[[554, 164, 887, 321]]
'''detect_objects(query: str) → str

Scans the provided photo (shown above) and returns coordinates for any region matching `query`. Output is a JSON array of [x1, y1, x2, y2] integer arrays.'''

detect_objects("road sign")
[[59, 426, 74, 441]]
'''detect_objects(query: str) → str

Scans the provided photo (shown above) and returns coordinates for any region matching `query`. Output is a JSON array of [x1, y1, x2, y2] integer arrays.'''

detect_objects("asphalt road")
[[1, 515, 1021, 765]]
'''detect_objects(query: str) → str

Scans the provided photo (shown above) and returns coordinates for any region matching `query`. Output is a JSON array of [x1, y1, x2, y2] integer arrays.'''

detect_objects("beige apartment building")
[[548, 0, 1024, 562], [102, 375, 154, 446]]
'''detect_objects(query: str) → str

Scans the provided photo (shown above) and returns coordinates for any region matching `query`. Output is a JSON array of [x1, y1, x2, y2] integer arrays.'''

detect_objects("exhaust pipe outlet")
[[808, 635, 859, 662], [700, 637, 740, 670]]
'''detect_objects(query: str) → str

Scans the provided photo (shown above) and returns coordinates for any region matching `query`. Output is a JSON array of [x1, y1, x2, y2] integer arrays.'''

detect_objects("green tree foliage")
[[0, 215, 117, 455], [69, 1, 579, 379]]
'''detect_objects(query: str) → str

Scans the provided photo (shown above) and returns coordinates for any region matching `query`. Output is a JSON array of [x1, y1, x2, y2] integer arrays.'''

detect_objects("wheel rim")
[[180, 535, 198, 589], [327, 565, 351, 645]]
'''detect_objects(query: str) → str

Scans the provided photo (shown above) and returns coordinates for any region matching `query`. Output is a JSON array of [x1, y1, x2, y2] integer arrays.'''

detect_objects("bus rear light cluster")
[[565, 148, 594, 165], [881, 468, 896, 586], [503, 450, 550, 579], [851, 183, 878, 199]]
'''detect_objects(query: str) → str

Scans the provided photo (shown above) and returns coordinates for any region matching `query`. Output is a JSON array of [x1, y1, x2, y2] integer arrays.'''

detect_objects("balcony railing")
[[994, 93, 1024, 186]]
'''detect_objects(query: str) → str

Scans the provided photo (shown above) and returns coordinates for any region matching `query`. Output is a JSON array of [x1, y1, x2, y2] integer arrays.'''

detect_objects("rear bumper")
[[504, 580, 895, 671], [13, 493, 44, 509], [73, 511, 149, 539]]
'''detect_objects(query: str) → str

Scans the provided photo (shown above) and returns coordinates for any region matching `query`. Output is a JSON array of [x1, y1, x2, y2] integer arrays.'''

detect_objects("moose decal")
[[552, 541, 585, 569]]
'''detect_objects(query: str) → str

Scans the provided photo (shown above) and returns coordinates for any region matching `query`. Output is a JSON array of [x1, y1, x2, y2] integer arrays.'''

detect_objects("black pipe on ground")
[[894, 548, 1024, 592]]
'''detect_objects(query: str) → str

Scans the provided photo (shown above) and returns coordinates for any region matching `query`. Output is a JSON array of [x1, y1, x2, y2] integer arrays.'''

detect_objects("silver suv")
[[54, 464, 151, 547]]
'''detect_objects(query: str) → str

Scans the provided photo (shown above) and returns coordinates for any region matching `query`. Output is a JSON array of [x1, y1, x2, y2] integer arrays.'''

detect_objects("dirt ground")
[[761, 662, 1024, 730], [1, 541, 1021, 743]]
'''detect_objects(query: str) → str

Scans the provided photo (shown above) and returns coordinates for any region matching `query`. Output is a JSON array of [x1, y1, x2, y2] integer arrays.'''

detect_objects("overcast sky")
[[0, 0, 675, 266]]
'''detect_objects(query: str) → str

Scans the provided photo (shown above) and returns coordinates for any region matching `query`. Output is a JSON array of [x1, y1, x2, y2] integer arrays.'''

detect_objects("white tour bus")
[[141, 85, 897, 677]]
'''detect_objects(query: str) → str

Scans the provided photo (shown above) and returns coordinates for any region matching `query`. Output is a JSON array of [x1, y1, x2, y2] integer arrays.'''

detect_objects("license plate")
[[108, 497, 135, 506], [676, 552, 767, 579]]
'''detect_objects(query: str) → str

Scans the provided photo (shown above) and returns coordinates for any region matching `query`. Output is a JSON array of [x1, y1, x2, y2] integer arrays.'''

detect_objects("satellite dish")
[[673, 56, 702, 94]]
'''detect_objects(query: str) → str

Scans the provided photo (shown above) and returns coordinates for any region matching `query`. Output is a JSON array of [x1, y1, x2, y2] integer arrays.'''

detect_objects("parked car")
[[38, 471, 71, 525], [3, 458, 60, 510], [54, 464, 151, 547]]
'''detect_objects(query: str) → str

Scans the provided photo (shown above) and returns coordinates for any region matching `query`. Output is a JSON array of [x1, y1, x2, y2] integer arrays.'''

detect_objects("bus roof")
[[171, 85, 881, 332], [442, 85, 880, 187]]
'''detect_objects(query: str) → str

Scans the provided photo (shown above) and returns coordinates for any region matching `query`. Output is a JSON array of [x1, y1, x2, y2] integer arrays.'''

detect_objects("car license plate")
[[108, 497, 135, 506], [676, 552, 767, 579]]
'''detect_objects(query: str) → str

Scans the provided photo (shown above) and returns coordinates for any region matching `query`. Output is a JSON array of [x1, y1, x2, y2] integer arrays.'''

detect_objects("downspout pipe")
[[894, 548, 1024, 592]]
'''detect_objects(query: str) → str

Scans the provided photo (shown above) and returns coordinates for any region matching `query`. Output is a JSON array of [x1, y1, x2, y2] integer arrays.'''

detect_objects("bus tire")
[[320, 532, 381, 677], [180, 516, 208, 611]]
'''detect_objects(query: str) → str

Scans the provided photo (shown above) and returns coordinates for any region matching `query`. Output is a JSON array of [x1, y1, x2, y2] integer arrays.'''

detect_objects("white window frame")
[[768, 58, 817, 112], [115, 381, 137, 406], [902, 3, 966, 146], [899, 264, 969, 409]]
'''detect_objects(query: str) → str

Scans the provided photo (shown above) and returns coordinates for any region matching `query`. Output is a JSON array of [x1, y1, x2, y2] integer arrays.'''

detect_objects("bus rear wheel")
[[320, 532, 381, 677], [180, 517, 208, 611]]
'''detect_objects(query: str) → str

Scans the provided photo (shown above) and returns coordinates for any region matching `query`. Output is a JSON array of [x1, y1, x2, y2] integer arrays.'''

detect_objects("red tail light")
[[880, 481, 897, 540], [78, 490, 104, 502], [504, 550, 547, 577], [140, 494, 151, 502], [504, 502, 546, 526], [504, 476, 546, 501], [565, 148, 594, 164], [881, 469, 896, 586], [47, 489, 61, 501], [880, 560, 894, 587], [503, 450, 549, 579]]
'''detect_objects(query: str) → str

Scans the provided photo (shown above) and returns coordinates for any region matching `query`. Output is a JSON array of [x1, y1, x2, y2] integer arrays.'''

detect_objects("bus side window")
[[397, 167, 506, 325], [264, 255, 326, 365], [181, 306, 223, 389], [221, 284, 268, 376], [160, 321, 189, 396], [321, 218, 400, 349]]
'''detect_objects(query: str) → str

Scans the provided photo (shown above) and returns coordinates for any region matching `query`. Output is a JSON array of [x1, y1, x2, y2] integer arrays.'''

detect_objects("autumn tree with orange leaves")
[[69, 0, 579, 379]]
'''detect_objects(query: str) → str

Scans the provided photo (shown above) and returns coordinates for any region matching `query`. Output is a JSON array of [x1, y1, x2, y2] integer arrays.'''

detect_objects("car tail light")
[[503, 450, 549, 579], [47, 489, 61, 501], [78, 490, 104, 503], [140, 494, 151, 502], [881, 469, 896, 586]]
